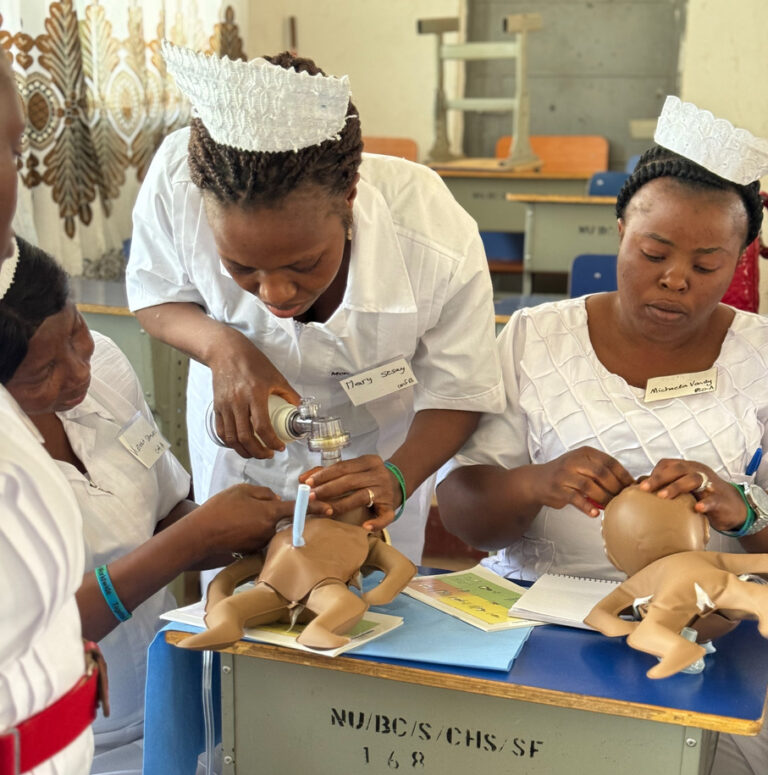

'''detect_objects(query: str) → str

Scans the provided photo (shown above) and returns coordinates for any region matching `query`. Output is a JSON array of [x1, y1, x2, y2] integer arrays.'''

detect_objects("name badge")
[[339, 357, 418, 406], [644, 367, 717, 403], [118, 412, 171, 468]]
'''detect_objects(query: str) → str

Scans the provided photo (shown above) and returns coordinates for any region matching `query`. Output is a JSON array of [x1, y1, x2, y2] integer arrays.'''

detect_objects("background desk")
[[430, 158, 593, 233], [505, 193, 618, 293], [164, 613, 768, 775]]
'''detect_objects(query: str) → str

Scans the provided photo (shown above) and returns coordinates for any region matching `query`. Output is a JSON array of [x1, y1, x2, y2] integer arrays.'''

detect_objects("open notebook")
[[507, 573, 621, 630]]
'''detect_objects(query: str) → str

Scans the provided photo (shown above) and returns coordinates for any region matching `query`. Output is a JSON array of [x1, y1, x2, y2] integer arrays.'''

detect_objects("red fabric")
[[0, 668, 99, 774], [721, 192, 768, 312]]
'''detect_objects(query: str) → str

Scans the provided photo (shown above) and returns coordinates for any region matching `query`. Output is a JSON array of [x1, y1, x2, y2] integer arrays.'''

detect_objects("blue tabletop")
[[347, 570, 768, 726]]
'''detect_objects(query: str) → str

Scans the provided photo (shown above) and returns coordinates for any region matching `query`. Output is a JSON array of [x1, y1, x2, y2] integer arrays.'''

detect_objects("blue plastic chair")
[[625, 154, 641, 173], [587, 171, 629, 196], [569, 254, 617, 297]]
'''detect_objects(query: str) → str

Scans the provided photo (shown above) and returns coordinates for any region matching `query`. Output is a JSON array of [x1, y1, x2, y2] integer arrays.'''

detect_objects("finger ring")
[[693, 471, 712, 493], [366, 488, 375, 508]]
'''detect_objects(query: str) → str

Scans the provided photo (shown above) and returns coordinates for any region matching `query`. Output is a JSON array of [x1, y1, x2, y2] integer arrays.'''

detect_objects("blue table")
[[155, 577, 768, 775]]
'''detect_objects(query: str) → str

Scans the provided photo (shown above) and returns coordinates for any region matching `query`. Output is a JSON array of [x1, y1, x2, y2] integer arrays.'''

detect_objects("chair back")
[[362, 136, 419, 161], [625, 154, 641, 173], [587, 171, 629, 196], [495, 135, 608, 176], [569, 254, 617, 297]]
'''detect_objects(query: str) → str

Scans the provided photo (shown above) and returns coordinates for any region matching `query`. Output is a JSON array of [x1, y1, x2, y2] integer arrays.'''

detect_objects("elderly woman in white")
[[2, 237, 315, 774]]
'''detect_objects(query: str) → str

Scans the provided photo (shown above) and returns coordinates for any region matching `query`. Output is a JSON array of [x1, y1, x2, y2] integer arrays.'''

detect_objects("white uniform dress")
[[54, 333, 191, 774], [126, 128, 505, 564], [0, 386, 93, 775], [443, 296, 768, 775]]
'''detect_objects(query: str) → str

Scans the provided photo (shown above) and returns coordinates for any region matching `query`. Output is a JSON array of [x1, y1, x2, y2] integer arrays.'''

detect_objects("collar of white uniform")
[[341, 175, 418, 315]]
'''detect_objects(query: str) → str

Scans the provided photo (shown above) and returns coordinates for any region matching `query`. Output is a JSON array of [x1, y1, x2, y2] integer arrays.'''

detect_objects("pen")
[[746, 448, 763, 476], [292, 483, 310, 547]]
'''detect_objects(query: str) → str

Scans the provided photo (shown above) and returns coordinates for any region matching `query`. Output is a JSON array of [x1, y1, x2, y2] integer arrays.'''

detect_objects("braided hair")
[[187, 52, 363, 215], [617, 145, 763, 249], [0, 237, 69, 384]]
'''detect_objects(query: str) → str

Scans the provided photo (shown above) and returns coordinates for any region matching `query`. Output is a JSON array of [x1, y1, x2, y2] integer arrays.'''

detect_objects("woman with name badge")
[[0, 54, 98, 774], [438, 99, 768, 775], [2, 238, 313, 774], [125, 43, 504, 564]]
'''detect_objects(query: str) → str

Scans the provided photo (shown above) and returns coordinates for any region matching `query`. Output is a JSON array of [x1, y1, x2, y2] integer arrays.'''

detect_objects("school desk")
[[159, 594, 768, 775], [504, 193, 618, 293], [428, 135, 609, 235]]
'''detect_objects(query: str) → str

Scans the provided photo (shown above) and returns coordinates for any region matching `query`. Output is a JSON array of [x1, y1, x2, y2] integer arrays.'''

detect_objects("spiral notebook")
[[507, 573, 621, 630]]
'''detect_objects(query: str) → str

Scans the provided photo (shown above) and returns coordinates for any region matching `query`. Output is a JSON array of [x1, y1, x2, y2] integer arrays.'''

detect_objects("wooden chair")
[[494, 135, 608, 177], [362, 136, 419, 162]]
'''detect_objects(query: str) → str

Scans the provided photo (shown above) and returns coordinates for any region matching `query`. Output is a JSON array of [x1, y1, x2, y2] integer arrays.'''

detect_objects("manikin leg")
[[297, 582, 368, 650], [627, 606, 705, 679], [178, 584, 287, 651]]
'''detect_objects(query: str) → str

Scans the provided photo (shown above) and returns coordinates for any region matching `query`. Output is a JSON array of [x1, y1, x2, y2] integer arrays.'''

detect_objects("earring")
[[346, 226, 353, 241]]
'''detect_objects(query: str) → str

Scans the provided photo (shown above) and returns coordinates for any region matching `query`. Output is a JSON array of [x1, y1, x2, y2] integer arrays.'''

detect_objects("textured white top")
[[0, 386, 93, 774], [54, 333, 190, 769], [126, 128, 504, 563], [655, 95, 768, 185], [447, 297, 768, 581]]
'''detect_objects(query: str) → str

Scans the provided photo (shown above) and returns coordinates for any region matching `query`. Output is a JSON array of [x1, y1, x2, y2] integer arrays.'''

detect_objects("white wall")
[[243, 1, 464, 162], [679, 0, 768, 309]]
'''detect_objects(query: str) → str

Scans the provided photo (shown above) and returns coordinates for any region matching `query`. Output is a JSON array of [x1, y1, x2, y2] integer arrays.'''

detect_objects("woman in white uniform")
[[0, 56, 96, 773], [438, 100, 768, 774], [2, 237, 312, 774], [126, 44, 505, 564]]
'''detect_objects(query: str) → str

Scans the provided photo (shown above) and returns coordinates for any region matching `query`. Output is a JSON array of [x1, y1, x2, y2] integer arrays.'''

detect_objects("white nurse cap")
[[654, 96, 768, 185], [161, 40, 352, 154]]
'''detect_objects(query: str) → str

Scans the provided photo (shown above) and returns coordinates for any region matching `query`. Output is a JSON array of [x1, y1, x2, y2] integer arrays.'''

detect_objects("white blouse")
[[448, 297, 768, 581], [126, 129, 505, 563], [0, 386, 93, 775], [55, 333, 190, 769]]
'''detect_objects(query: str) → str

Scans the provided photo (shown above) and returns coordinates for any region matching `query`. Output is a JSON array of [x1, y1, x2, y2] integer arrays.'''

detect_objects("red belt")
[[0, 642, 107, 775]]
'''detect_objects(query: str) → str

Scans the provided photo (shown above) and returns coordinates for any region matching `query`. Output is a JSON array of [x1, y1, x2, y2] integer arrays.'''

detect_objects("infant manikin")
[[178, 505, 416, 652], [584, 484, 768, 678]]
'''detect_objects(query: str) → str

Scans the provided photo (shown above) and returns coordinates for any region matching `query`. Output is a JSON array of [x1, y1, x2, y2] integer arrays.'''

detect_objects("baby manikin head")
[[601, 484, 710, 576]]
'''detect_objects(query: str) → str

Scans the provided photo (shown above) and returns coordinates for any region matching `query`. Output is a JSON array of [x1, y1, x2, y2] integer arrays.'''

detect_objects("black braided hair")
[[188, 51, 363, 216], [0, 237, 69, 384], [616, 145, 763, 248]]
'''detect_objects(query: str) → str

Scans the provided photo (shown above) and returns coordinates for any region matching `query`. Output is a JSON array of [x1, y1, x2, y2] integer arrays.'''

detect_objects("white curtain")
[[1, 0, 250, 277]]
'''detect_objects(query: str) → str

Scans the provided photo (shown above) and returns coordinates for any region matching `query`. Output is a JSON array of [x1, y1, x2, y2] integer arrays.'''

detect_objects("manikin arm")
[[361, 537, 417, 606]]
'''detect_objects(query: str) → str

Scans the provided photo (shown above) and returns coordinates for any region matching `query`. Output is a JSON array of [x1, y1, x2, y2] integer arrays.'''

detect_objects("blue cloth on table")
[[143, 624, 221, 775], [354, 575, 532, 671]]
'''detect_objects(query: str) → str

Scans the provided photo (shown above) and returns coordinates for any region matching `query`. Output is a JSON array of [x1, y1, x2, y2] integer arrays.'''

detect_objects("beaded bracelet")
[[95, 564, 132, 622], [384, 461, 407, 521], [715, 484, 757, 538]]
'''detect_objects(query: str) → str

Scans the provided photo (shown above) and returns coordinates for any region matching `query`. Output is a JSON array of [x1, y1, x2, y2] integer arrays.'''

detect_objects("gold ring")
[[366, 488, 375, 508]]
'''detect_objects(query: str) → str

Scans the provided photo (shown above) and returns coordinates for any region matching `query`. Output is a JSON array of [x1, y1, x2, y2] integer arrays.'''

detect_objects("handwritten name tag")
[[339, 357, 418, 406], [118, 412, 171, 469], [644, 367, 717, 403]]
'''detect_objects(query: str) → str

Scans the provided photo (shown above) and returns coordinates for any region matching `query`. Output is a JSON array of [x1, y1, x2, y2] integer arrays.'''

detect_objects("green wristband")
[[384, 461, 407, 521], [716, 484, 757, 538]]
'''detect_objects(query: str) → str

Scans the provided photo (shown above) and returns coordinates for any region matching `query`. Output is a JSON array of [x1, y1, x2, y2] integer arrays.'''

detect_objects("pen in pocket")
[[746, 448, 762, 476]]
